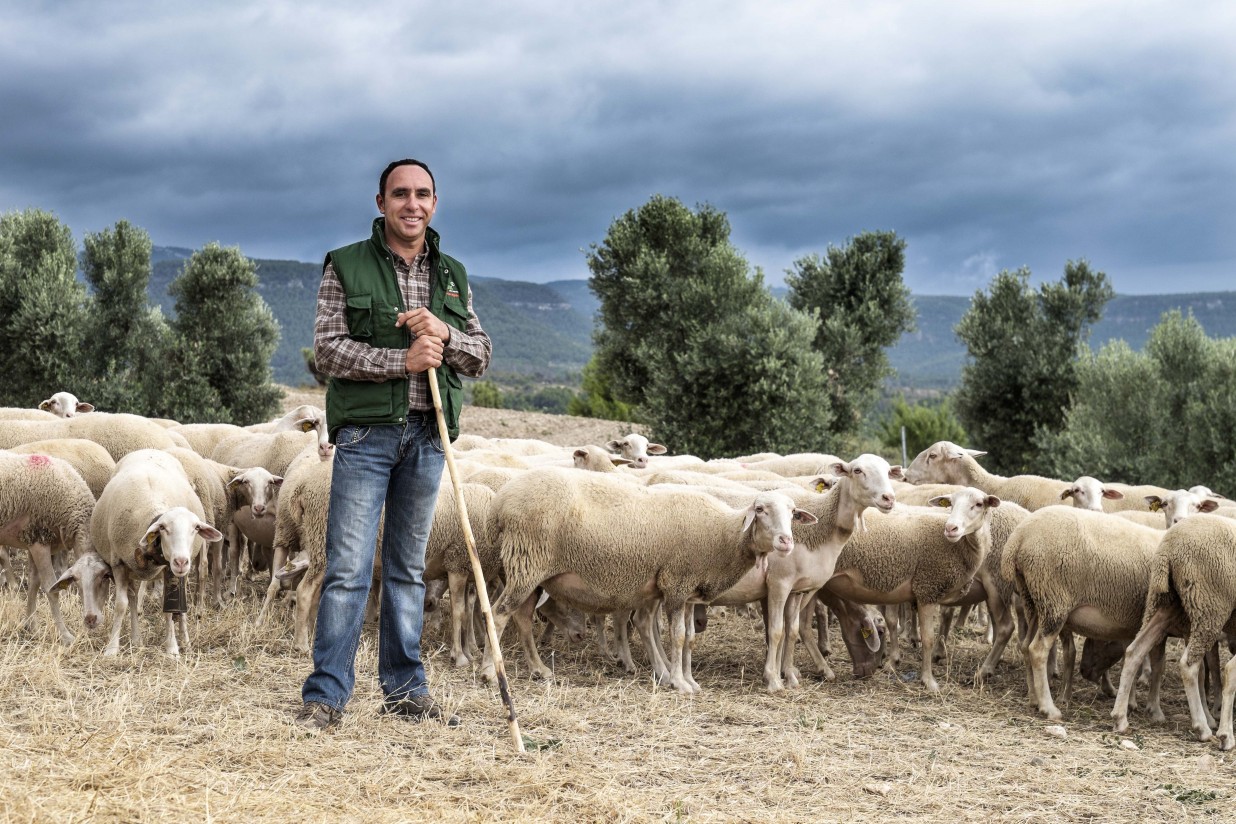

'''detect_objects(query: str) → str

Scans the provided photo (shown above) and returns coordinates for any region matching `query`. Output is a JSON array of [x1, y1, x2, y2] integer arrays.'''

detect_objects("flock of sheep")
[[3, 391, 1236, 754]]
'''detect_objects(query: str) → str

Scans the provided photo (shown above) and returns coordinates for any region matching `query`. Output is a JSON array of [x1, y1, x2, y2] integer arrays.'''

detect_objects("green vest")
[[323, 218, 470, 442]]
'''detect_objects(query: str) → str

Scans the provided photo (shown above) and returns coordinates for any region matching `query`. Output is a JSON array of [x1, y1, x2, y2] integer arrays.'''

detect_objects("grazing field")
[[1, 392, 1230, 822]]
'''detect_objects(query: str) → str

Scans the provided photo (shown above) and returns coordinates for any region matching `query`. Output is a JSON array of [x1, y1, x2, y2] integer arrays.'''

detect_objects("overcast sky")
[[2, 1, 1234, 295]]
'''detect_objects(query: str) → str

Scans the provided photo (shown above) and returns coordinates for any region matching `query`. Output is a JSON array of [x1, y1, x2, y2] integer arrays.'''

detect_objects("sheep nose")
[[252, 504, 266, 517], [171, 558, 190, 576], [85, 613, 99, 628], [319, 444, 335, 460], [632, 458, 647, 468], [881, 493, 895, 508]]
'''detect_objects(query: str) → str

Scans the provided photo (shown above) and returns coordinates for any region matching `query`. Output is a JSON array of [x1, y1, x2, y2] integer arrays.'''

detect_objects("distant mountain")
[[145, 247, 1236, 391]]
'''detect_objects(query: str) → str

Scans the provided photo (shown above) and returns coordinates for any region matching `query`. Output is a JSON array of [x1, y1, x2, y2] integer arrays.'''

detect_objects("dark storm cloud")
[[1, 1, 1233, 294]]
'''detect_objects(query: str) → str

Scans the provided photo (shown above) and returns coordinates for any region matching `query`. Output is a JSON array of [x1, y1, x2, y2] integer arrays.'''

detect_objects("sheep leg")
[[814, 597, 833, 660], [762, 580, 792, 692], [479, 593, 523, 685], [917, 602, 943, 694], [881, 604, 902, 668], [797, 592, 835, 681], [512, 594, 553, 681], [1216, 649, 1236, 751], [781, 591, 806, 687], [446, 571, 472, 667], [664, 603, 696, 694], [28, 544, 74, 645], [975, 575, 1015, 686], [162, 613, 181, 657], [103, 566, 131, 656], [633, 605, 673, 684], [293, 572, 324, 655], [224, 522, 241, 601], [255, 541, 289, 626], [1026, 623, 1064, 720], [1111, 607, 1171, 732], [0, 547, 18, 590], [613, 610, 638, 675], [682, 604, 701, 693], [1182, 632, 1220, 741], [1060, 633, 1076, 707], [1206, 642, 1222, 719], [593, 613, 620, 662]]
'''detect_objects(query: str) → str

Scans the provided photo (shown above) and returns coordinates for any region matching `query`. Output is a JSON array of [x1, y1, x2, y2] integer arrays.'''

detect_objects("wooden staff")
[[427, 366, 525, 754]]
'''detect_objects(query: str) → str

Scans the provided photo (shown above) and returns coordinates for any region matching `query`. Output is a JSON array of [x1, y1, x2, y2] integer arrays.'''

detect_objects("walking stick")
[[427, 366, 526, 754]]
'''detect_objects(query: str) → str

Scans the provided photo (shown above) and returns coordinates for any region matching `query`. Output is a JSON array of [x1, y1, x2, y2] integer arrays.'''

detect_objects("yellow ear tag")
[[300, 421, 315, 433], [861, 627, 871, 638], [815, 481, 827, 493], [937, 498, 951, 508], [1149, 501, 1161, 512]]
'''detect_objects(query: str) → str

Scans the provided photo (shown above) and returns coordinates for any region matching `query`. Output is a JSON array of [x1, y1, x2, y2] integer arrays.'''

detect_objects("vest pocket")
[[345, 293, 374, 339]]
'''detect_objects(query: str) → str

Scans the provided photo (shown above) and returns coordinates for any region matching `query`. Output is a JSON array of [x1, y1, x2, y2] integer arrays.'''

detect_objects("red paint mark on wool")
[[26, 454, 52, 468]]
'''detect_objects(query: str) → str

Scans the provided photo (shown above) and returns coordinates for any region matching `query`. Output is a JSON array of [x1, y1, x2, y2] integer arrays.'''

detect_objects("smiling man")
[[296, 158, 492, 733]]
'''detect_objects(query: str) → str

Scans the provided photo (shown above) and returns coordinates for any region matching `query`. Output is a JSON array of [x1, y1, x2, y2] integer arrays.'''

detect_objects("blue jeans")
[[301, 412, 445, 711]]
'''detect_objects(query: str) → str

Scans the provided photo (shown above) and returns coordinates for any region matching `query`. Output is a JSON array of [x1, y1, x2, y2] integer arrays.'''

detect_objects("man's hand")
[[404, 334, 444, 374], [396, 307, 451, 343]]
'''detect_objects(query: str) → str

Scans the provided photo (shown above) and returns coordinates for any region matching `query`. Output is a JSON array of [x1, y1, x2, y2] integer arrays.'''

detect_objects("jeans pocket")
[[424, 417, 445, 454], [338, 425, 373, 447]]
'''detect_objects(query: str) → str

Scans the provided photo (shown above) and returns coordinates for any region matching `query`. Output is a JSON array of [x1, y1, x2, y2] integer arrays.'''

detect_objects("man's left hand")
[[395, 307, 451, 343]]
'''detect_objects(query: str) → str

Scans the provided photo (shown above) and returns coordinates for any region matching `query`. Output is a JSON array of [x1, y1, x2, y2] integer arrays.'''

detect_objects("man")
[[295, 158, 492, 732]]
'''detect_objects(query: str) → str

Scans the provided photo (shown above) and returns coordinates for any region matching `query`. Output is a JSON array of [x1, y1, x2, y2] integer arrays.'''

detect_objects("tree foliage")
[[877, 396, 967, 461], [0, 209, 89, 406], [567, 357, 633, 421], [586, 196, 832, 457], [953, 260, 1114, 475], [471, 380, 503, 409], [785, 231, 916, 439], [1036, 311, 1236, 492], [168, 243, 282, 424]]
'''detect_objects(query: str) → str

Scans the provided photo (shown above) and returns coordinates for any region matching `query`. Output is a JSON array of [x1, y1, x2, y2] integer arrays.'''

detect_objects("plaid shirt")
[[314, 249, 492, 412]]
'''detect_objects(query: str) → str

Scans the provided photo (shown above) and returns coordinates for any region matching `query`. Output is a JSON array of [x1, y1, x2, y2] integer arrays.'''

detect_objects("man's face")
[[377, 164, 437, 253]]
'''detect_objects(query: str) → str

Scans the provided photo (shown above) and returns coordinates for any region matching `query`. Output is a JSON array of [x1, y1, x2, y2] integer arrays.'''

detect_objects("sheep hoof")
[[531, 667, 554, 681], [102, 647, 120, 657], [1218, 733, 1235, 752], [1194, 725, 1214, 742]]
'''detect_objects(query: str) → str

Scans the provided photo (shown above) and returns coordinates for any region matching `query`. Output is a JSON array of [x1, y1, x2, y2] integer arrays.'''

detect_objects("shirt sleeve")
[[443, 285, 492, 378], [313, 261, 408, 382]]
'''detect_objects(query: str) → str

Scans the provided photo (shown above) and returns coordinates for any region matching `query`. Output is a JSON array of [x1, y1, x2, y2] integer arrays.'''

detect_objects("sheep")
[[212, 429, 323, 477], [605, 433, 666, 469], [91, 449, 222, 656], [169, 423, 249, 458], [903, 441, 1068, 510], [0, 413, 183, 462], [484, 467, 812, 693], [690, 455, 904, 692], [1000, 506, 1166, 720], [1146, 489, 1223, 527], [1059, 476, 1126, 511], [245, 403, 334, 461], [38, 391, 94, 418], [0, 407, 60, 421], [1110, 515, 1236, 744], [739, 453, 846, 478], [0, 451, 96, 643], [50, 550, 113, 632], [8, 438, 116, 499], [824, 487, 1002, 693], [800, 589, 890, 679], [571, 445, 634, 474]]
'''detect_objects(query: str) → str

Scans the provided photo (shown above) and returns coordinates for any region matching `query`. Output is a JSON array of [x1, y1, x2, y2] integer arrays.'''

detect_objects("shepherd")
[[294, 158, 493, 733]]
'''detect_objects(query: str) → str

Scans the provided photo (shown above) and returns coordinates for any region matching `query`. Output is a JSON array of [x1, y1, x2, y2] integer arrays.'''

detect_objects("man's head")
[[376, 158, 437, 256]]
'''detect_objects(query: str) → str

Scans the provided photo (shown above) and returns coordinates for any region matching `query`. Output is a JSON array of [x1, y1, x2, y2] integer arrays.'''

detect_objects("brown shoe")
[[294, 701, 342, 733], [380, 694, 461, 727]]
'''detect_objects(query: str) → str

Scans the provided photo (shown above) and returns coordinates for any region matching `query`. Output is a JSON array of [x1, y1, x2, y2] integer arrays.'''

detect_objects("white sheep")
[[739, 453, 846, 478], [169, 423, 249, 458], [1110, 515, 1236, 744], [605, 433, 666, 469], [0, 413, 184, 462], [903, 441, 1068, 511], [91, 449, 222, 656], [0, 407, 59, 421], [8, 438, 116, 499], [825, 487, 1002, 693], [1001, 506, 1166, 720], [38, 391, 94, 417], [485, 467, 811, 693], [0, 450, 95, 643], [1059, 476, 1126, 511], [244, 403, 334, 461], [212, 429, 324, 477]]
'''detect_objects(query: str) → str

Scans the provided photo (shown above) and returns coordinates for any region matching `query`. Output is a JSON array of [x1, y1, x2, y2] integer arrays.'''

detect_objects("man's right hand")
[[405, 335, 444, 374]]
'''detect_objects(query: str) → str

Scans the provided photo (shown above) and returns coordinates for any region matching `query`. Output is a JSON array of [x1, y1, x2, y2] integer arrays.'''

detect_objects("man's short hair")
[[380, 159, 435, 197]]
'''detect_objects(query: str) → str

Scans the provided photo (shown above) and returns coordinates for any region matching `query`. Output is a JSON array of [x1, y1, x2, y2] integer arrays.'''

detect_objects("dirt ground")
[[0, 388, 1230, 822]]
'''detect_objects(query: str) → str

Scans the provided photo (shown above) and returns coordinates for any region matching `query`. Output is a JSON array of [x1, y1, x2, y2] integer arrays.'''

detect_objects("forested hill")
[[148, 249, 1236, 390]]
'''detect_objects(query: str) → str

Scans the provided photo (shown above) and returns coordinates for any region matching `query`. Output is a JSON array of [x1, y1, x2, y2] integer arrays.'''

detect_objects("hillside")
[[146, 249, 1236, 391]]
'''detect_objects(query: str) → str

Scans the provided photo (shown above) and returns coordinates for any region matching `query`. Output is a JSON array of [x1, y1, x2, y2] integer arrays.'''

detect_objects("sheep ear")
[[573, 448, 587, 460], [888, 465, 905, 482], [50, 566, 78, 592], [647, 444, 667, 455], [811, 476, 834, 493], [38, 399, 54, 411], [196, 523, 224, 543], [1200, 499, 1220, 513], [741, 508, 757, 533], [860, 615, 882, 652], [829, 461, 850, 478], [792, 509, 819, 526], [275, 554, 309, 581], [928, 496, 952, 508], [986, 495, 1002, 508], [535, 590, 550, 610], [1102, 488, 1124, 500], [76, 402, 95, 413], [611, 457, 633, 467], [605, 440, 623, 452], [1060, 488, 1073, 500], [271, 475, 284, 488], [1145, 496, 1162, 512], [226, 471, 245, 489]]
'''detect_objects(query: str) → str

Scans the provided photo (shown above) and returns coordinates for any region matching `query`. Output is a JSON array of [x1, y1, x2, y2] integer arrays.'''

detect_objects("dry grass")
[[4, 565, 1231, 822], [1, 391, 1230, 821]]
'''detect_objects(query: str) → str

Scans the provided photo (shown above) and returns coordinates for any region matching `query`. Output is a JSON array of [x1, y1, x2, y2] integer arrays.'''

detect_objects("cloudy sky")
[[2, 0, 1233, 295]]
